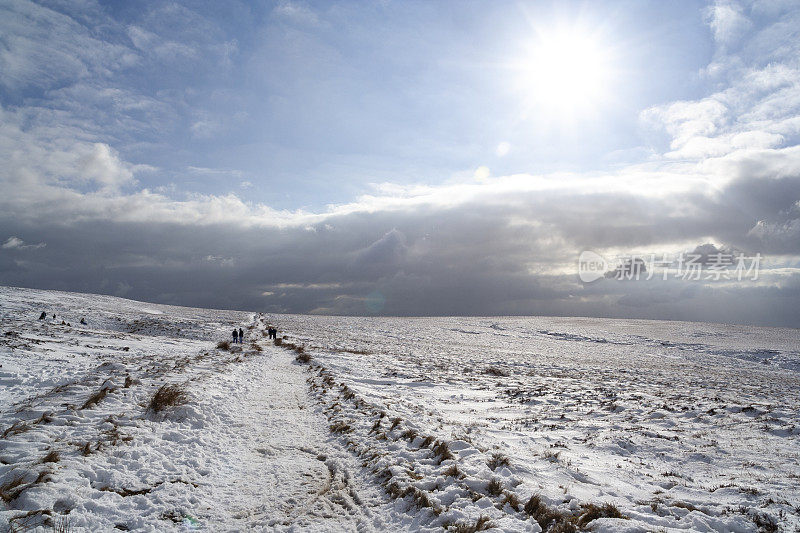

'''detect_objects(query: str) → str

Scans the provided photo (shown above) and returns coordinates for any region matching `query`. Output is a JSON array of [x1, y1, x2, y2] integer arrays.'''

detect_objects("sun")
[[514, 27, 614, 118]]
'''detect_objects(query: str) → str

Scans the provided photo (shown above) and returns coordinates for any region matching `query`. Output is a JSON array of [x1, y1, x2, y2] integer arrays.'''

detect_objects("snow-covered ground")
[[1, 286, 798, 532]]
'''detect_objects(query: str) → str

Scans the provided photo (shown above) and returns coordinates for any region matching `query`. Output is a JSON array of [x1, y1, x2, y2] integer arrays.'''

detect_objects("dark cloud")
[[2, 157, 799, 327]]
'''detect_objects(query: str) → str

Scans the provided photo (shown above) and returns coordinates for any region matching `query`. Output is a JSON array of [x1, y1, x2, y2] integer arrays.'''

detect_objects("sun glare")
[[516, 27, 614, 119]]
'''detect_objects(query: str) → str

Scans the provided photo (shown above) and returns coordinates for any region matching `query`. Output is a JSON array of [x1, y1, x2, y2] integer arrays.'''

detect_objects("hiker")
[[39, 311, 47, 320], [232, 329, 238, 344], [80, 317, 87, 325], [238, 328, 244, 343], [271, 327, 278, 339]]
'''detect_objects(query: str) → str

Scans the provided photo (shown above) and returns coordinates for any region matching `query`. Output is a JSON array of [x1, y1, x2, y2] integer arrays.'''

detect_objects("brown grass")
[[147, 383, 189, 413], [449, 515, 494, 533], [216, 340, 230, 350], [484, 366, 508, 377], [407, 487, 440, 512], [433, 441, 455, 463], [401, 429, 419, 441], [1, 420, 30, 439], [7, 509, 53, 531], [81, 387, 112, 409], [329, 421, 352, 433], [0, 474, 28, 503], [524, 494, 575, 532], [576, 503, 626, 527], [486, 477, 504, 496], [543, 450, 561, 462], [41, 450, 60, 463], [487, 452, 510, 470], [443, 464, 464, 478]]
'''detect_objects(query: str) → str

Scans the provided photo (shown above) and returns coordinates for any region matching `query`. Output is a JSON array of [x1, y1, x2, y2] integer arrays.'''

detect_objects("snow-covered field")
[[1, 286, 798, 532]]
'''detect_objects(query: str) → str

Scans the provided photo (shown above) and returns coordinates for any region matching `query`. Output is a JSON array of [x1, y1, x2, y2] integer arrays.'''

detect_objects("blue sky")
[[1, 0, 800, 326], [2, 0, 716, 208]]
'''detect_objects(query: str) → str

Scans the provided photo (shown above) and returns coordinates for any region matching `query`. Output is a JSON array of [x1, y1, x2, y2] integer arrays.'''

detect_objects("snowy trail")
[[196, 324, 399, 532], [0, 288, 405, 532]]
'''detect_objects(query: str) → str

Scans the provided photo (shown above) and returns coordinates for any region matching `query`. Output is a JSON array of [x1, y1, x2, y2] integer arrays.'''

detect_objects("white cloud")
[[704, 0, 751, 46], [2, 236, 45, 250], [77, 143, 135, 190]]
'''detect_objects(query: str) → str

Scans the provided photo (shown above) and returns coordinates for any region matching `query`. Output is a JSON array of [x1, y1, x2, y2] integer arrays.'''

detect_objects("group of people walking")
[[38, 311, 86, 326], [232, 322, 278, 344]]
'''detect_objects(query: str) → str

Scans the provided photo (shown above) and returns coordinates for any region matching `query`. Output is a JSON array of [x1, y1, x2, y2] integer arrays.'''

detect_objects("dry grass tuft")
[[401, 429, 418, 441], [543, 450, 561, 462], [449, 515, 494, 533], [2, 420, 31, 438], [442, 464, 464, 479], [296, 351, 311, 363], [486, 477, 504, 496], [329, 421, 352, 433], [524, 494, 576, 532], [389, 417, 402, 430], [81, 387, 113, 410], [216, 340, 230, 350], [0, 474, 28, 503], [273, 337, 283, 346], [147, 383, 189, 413], [433, 441, 455, 463], [576, 503, 626, 527], [411, 488, 441, 514], [386, 481, 404, 499], [36, 412, 54, 424], [751, 511, 779, 533], [501, 491, 522, 511], [7, 509, 53, 531], [487, 452, 510, 470], [41, 450, 60, 463], [484, 366, 508, 377]]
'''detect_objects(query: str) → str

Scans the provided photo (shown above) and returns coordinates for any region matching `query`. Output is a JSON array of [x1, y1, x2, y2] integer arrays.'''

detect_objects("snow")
[[1, 286, 798, 532]]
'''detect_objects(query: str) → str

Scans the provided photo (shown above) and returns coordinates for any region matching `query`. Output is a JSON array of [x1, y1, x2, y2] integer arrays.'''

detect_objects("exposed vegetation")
[[81, 387, 113, 410], [147, 383, 189, 414], [41, 450, 60, 463], [487, 452, 510, 470]]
